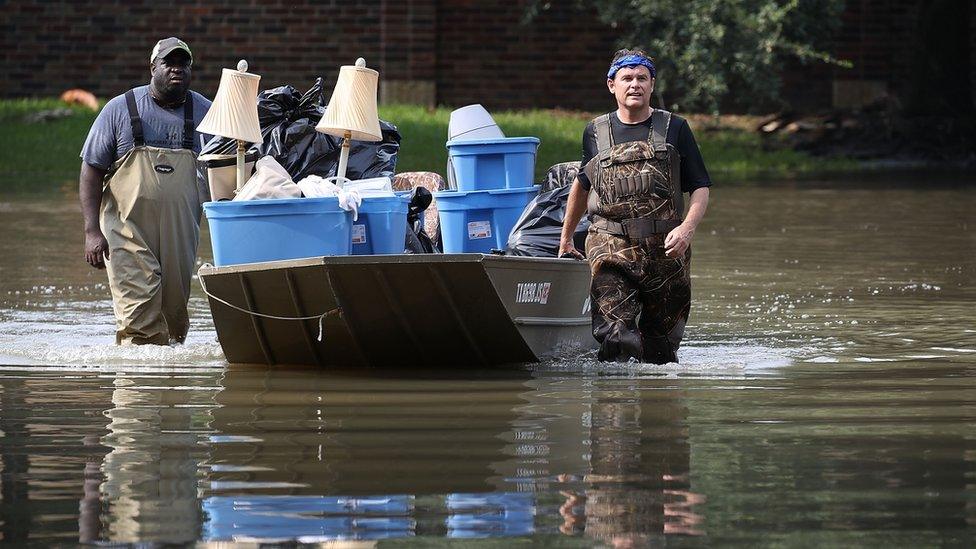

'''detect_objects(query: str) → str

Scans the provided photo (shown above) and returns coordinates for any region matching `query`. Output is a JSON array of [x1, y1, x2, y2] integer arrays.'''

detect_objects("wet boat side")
[[199, 254, 594, 367]]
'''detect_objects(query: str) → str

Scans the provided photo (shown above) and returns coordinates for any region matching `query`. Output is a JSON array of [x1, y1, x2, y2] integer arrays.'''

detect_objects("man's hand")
[[85, 229, 110, 269], [558, 178, 588, 260], [80, 161, 109, 269], [665, 186, 710, 259], [558, 238, 584, 259], [664, 223, 695, 259]]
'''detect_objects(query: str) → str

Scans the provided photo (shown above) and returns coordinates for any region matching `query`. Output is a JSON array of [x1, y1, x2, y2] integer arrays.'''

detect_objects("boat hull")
[[199, 254, 595, 367]]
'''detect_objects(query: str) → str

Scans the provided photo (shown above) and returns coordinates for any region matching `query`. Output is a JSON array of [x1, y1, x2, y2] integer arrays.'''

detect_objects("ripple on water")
[[931, 346, 976, 353], [540, 341, 795, 377], [0, 304, 225, 368]]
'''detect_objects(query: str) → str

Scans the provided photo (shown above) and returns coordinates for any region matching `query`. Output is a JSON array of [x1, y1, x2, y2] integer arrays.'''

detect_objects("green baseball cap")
[[150, 37, 192, 64]]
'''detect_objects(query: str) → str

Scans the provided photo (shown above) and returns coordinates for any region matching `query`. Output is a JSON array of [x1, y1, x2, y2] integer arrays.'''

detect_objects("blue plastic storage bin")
[[203, 197, 352, 266], [446, 137, 540, 191], [351, 195, 410, 255], [434, 186, 539, 253]]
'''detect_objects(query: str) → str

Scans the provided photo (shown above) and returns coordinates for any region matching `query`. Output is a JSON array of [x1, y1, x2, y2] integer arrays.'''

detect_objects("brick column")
[[972, 0, 976, 108], [379, 0, 437, 106]]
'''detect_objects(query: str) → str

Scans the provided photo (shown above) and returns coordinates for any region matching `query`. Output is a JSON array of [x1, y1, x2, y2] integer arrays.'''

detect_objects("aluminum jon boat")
[[198, 254, 596, 367]]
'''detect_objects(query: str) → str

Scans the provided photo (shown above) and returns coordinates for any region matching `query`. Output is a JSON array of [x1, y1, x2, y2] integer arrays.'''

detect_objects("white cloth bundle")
[[296, 175, 362, 220], [234, 156, 301, 201], [344, 176, 394, 196], [233, 157, 363, 220]]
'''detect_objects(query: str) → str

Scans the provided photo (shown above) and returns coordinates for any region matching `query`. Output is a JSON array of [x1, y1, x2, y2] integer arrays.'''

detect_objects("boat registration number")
[[516, 282, 551, 305]]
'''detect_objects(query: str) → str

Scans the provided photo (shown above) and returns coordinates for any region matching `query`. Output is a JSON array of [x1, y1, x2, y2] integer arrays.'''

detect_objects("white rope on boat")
[[197, 263, 340, 341]]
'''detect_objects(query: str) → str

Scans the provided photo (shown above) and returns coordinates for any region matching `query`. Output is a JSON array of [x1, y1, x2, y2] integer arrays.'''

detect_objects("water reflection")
[[556, 381, 704, 546], [0, 367, 718, 543], [0, 374, 112, 544], [683, 362, 976, 545], [203, 494, 417, 542], [95, 374, 216, 542], [197, 368, 706, 543], [0, 360, 974, 544], [200, 367, 550, 541]]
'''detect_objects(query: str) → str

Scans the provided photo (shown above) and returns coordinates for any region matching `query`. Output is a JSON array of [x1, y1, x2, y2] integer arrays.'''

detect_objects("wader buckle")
[[592, 216, 681, 239]]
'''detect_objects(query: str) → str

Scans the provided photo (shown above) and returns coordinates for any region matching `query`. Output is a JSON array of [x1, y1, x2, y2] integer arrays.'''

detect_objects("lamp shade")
[[198, 66, 262, 143], [316, 59, 382, 142]]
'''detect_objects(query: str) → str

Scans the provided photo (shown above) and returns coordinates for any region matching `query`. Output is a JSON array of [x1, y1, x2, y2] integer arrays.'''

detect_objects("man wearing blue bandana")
[[558, 48, 712, 364]]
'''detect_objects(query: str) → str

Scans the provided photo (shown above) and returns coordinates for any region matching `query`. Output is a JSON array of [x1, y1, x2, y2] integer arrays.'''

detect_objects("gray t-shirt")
[[80, 85, 213, 170]]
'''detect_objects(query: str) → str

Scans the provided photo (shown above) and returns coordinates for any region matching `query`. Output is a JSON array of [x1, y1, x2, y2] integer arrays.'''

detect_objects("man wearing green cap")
[[79, 37, 213, 345]]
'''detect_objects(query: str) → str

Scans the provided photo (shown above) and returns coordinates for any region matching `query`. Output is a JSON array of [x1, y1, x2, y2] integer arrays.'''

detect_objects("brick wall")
[[1, 0, 973, 112], [379, 0, 437, 105], [0, 0, 618, 110], [971, 0, 976, 107], [1, 1, 388, 102]]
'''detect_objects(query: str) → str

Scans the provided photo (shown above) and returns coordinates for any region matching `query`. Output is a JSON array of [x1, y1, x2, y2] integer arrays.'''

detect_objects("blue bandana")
[[607, 54, 656, 80]]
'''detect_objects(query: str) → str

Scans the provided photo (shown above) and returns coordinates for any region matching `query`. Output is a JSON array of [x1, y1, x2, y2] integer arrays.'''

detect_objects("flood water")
[[0, 181, 974, 545]]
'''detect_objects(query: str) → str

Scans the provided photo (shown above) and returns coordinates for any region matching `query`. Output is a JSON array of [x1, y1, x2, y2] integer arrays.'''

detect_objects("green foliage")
[[0, 100, 856, 192], [694, 125, 857, 179], [0, 100, 97, 189], [528, 0, 849, 113]]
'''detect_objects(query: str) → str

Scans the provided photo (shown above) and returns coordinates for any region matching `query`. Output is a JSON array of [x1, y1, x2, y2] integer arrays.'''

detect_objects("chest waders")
[[99, 90, 202, 345], [581, 110, 691, 364]]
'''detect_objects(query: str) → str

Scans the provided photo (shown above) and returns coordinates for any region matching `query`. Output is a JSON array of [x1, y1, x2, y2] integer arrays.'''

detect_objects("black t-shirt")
[[578, 111, 712, 193]]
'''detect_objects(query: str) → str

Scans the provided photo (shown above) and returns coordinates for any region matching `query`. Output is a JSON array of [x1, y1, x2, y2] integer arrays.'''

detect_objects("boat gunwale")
[[199, 253, 587, 276]]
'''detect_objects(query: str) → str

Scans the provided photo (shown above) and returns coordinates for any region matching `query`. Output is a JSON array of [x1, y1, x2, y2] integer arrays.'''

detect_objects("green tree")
[[528, 0, 848, 113]]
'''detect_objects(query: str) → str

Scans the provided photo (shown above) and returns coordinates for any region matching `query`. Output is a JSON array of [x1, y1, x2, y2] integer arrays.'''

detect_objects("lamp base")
[[335, 132, 352, 186], [236, 140, 246, 191]]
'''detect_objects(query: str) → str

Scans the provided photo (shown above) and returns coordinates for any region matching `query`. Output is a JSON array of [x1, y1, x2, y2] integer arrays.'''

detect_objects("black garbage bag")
[[403, 187, 440, 254], [505, 184, 589, 257], [200, 78, 400, 181]]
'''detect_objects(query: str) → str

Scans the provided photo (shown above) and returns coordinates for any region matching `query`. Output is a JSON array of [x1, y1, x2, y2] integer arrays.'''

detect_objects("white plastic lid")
[[448, 104, 505, 140]]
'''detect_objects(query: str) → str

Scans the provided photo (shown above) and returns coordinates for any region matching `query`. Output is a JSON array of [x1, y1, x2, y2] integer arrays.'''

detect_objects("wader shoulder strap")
[[657, 110, 684, 218], [182, 95, 194, 150], [650, 109, 671, 152], [594, 113, 613, 163], [124, 90, 145, 147]]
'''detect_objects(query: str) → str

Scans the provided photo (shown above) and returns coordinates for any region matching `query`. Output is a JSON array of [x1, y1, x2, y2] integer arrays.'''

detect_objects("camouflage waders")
[[582, 110, 691, 364], [541, 161, 581, 192]]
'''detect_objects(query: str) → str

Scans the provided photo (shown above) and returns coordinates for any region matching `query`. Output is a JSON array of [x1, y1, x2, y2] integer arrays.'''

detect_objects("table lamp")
[[197, 60, 263, 192], [315, 58, 382, 186]]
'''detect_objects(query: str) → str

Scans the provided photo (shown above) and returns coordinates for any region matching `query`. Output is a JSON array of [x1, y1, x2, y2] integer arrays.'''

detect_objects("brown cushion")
[[392, 172, 447, 237]]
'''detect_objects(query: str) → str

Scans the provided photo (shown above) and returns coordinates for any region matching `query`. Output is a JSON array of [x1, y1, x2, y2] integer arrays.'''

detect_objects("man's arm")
[[664, 186, 709, 259], [80, 162, 109, 269], [557, 177, 588, 258]]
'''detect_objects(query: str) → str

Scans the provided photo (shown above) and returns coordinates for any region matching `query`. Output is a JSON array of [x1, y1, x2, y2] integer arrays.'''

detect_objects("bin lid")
[[446, 136, 540, 147], [448, 104, 506, 140], [433, 185, 540, 198], [203, 196, 344, 215]]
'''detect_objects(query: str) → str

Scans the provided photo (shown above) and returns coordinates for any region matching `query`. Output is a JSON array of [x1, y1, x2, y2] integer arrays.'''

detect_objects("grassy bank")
[[0, 99, 99, 189], [0, 99, 856, 191]]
